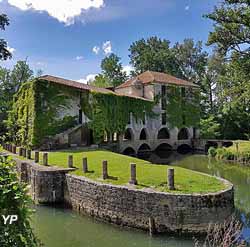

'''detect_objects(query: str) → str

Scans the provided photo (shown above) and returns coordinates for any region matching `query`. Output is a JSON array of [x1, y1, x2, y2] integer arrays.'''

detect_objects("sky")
[[0, 0, 220, 83]]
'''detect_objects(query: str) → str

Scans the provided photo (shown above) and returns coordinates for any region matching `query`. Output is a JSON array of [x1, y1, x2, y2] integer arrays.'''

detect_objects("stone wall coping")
[[66, 173, 233, 197]]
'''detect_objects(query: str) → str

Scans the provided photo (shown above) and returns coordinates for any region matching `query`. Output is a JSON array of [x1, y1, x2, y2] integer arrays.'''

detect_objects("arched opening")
[[205, 141, 218, 153], [123, 147, 136, 157], [155, 143, 173, 159], [177, 144, 192, 154], [178, 128, 189, 140], [123, 128, 134, 141], [137, 143, 151, 159], [157, 128, 170, 139], [139, 128, 147, 140], [223, 141, 233, 148]]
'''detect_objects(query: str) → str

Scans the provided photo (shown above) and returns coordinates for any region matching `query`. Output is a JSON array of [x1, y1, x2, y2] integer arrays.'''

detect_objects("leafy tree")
[[206, 0, 250, 57], [101, 53, 127, 87], [129, 36, 181, 76], [0, 155, 40, 246], [172, 39, 208, 85], [90, 74, 111, 88], [0, 61, 33, 136], [200, 116, 220, 139], [0, 13, 12, 60]]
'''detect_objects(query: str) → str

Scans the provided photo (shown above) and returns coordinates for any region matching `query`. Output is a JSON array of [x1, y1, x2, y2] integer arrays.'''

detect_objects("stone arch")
[[157, 128, 170, 139], [178, 128, 189, 140], [155, 143, 173, 159], [139, 128, 148, 140], [123, 147, 136, 156], [177, 144, 192, 154], [137, 143, 151, 159], [123, 128, 134, 141], [138, 143, 151, 152]]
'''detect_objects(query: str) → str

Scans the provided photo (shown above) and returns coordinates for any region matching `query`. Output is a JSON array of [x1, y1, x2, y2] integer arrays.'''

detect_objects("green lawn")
[[10, 147, 226, 194]]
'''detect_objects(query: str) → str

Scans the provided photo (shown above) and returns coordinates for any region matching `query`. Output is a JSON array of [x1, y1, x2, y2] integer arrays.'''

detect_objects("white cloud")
[[76, 56, 84, 60], [102, 41, 112, 55], [36, 61, 46, 66], [92, 46, 100, 55], [185, 5, 190, 11], [7, 46, 16, 53], [6, 0, 104, 25], [122, 65, 133, 76], [78, 74, 97, 84]]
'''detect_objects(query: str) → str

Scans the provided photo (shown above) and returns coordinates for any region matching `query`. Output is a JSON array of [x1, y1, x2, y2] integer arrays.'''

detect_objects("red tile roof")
[[116, 71, 199, 89], [38, 75, 151, 101]]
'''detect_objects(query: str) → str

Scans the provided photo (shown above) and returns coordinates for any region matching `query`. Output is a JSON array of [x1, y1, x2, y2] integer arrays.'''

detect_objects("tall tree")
[[129, 36, 181, 76], [172, 39, 208, 85], [206, 0, 250, 57], [101, 53, 127, 87], [0, 13, 12, 60]]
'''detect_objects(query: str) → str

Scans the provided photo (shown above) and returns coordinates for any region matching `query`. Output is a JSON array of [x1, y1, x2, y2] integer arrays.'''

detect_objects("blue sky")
[[0, 0, 219, 82]]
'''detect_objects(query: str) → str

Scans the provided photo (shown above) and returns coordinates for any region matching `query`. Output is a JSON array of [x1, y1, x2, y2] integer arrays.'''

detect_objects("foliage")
[[0, 61, 34, 137], [165, 85, 200, 128], [81, 91, 155, 143], [101, 53, 128, 87], [200, 116, 220, 139], [30, 149, 226, 194], [0, 156, 41, 246], [206, 0, 250, 57], [89, 74, 111, 88], [194, 216, 245, 247], [0, 13, 12, 60], [129, 36, 181, 76], [208, 146, 217, 157]]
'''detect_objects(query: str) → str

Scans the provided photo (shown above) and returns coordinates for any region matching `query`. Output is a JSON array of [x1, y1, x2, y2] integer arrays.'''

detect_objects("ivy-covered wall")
[[165, 85, 200, 129]]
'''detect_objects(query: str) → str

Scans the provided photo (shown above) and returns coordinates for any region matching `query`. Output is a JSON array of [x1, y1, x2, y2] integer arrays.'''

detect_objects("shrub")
[[208, 147, 217, 157]]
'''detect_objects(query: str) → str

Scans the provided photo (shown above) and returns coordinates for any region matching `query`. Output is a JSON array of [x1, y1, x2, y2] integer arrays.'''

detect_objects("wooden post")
[[102, 160, 108, 179], [18, 147, 22, 156], [82, 157, 88, 173], [27, 150, 31, 159], [12, 145, 16, 154], [149, 217, 156, 236], [43, 153, 48, 166], [22, 148, 27, 158], [129, 163, 138, 185], [68, 155, 73, 168], [168, 168, 175, 190], [34, 151, 39, 163]]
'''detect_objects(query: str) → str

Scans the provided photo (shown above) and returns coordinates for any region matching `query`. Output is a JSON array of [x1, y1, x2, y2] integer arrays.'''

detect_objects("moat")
[[31, 154, 250, 247]]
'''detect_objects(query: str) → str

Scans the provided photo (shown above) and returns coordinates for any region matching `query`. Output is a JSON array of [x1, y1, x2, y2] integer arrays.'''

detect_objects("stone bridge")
[[192, 139, 234, 152]]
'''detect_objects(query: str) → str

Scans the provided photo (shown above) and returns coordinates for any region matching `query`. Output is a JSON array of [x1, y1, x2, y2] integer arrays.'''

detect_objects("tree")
[[90, 74, 111, 88], [172, 39, 208, 85], [129, 36, 181, 76], [0, 14, 12, 60], [200, 116, 220, 139], [0, 61, 33, 136], [0, 156, 41, 246], [206, 0, 250, 57], [101, 53, 127, 87]]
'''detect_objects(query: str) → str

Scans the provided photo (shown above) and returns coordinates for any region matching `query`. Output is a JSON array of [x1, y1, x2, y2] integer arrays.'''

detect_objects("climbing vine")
[[165, 85, 200, 128], [81, 92, 155, 143]]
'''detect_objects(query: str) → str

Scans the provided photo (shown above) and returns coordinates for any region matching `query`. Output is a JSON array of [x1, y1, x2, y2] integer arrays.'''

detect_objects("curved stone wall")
[[65, 174, 234, 234]]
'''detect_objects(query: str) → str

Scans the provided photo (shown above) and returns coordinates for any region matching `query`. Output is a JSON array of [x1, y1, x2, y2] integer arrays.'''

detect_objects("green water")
[[31, 155, 250, 246]]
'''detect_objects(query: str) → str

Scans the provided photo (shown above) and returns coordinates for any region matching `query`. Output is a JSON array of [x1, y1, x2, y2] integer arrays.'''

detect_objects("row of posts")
[[2, 143, 175, 190]]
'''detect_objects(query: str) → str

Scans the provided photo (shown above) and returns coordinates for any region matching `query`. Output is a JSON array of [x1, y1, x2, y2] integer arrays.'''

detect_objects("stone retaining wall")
[[13, 157, 234, 234], [65, 174, 234, 234]]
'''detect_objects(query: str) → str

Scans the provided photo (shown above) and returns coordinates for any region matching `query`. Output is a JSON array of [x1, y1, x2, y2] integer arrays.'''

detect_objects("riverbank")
[[209, 140, 250, 165]]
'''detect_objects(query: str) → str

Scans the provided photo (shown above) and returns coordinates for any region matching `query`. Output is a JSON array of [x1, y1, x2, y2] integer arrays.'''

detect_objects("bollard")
[[68, 155, 73, 168], [18, 147, 22, 156], [129, 163, 138, 185], [34, 151, 39, 163], [43, 153, 48, 166], [82, 157, 88, 173], [22, 148, 27, 157], [102, 160, 108, 180], [27, 150, 31, 159], [168, 168, 175, 190]]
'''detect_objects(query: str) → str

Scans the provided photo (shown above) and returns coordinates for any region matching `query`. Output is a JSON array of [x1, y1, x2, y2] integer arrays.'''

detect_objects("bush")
[[208, 147, 217, 157], [0, 155, 41, 247]]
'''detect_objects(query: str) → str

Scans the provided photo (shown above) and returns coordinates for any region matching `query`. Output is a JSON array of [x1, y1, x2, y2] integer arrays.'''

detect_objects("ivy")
[[165, 85, 200, 128]]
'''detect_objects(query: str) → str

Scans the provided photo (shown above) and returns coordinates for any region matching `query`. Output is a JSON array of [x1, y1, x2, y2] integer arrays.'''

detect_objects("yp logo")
[[1, 215, 18, 225]]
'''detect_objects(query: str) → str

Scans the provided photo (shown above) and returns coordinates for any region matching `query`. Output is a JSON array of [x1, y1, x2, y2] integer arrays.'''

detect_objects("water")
[[31, 154, 250, 246]]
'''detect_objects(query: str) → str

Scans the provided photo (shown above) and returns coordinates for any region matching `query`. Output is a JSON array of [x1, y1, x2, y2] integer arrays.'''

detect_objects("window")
[[162, 113, 167, 125], [142, 112, 146, 125], [139, 129, 147, 140], [79, 109, 83, 124], [181, 87, 186, 98], [161, 85, 166, 110]]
